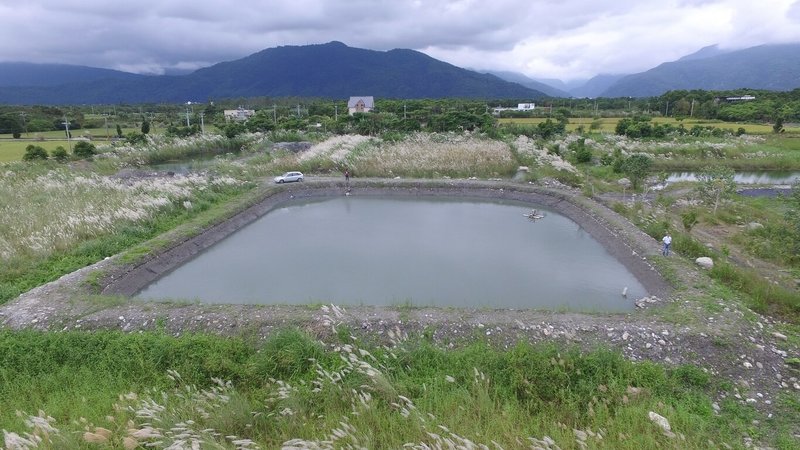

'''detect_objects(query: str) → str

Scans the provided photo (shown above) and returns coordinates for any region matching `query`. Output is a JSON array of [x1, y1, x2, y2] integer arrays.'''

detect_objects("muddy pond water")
[[135, 196, 646, 311]]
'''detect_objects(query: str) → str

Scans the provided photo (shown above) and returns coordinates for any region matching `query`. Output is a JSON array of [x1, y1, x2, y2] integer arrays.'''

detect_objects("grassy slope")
[[0, 329, 780, 449]]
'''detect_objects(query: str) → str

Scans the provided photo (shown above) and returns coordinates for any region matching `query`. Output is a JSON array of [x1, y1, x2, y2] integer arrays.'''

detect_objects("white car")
[[274, 171, 304, 183]]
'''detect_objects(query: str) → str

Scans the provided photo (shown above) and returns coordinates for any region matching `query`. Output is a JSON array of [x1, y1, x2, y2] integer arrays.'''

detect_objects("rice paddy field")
[[499, 116, 800, 134]]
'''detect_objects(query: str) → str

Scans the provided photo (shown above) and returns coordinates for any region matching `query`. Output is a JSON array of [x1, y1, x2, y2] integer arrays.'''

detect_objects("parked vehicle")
[[274, 171, 304, 183]]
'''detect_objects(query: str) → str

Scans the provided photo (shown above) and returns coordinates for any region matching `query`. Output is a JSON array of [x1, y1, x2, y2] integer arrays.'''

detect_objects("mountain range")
[[0, 42, 545, 104], [599, 43, 800, 97], [0, 41, 799, 104]]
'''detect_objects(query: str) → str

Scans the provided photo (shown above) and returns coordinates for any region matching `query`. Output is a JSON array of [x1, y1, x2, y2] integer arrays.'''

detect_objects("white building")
[[223, 107, 256, 122], [492, 102, 536, 114], [348, 96, 374, 115]]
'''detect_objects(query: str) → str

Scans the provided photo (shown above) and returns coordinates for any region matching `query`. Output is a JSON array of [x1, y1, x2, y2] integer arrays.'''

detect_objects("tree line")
[[2, 88, 798, 138]]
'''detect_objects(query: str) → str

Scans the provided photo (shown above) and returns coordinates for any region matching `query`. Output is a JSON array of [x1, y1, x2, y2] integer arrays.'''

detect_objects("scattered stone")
[[696, 257, 714, 269], [771, 332, 788, 341], [745, 222, 764, 231], [648, 411, 671, 432]]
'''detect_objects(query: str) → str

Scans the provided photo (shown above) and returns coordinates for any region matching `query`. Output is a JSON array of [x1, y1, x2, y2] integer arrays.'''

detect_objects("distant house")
[[725, 95, 756, 101], [223, 107, 255, 122], [348, 96, 374, 115], [492, 102, 536, 115], [716, 95, 756, 103]]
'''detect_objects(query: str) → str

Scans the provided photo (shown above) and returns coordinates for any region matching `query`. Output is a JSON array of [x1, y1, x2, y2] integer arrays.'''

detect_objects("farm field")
[[0, 127, 139, 141], [499, 116, 800, 134]]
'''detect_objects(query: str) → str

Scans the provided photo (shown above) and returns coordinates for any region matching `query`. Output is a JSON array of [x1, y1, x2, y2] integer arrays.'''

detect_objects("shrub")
[[125, 132, 147, 145], [73, 141, 97, 158], [51, 146, 69, 162], [570, 138, 592, 164], [681, 210, 699, 231], [673, 233, 709, 259], [22, 144, 48, 161]]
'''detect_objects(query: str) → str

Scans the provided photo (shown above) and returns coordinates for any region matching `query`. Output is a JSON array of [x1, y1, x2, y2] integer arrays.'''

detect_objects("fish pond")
[[136, 196, 647, 311]]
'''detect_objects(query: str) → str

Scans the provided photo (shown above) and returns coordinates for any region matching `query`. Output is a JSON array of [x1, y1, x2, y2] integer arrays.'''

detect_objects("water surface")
[[136, 197, 646, 311], [667, 171, 800, 184]]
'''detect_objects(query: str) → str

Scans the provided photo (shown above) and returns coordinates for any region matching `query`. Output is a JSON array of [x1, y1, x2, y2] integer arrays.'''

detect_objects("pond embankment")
[[0, 178, 796, 418]]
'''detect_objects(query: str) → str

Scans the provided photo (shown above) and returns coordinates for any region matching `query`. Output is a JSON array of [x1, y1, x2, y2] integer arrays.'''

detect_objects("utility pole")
[[297, 104, 301, 117], [665, 102, 669, 117], [185, 102, 191, 127], [199, 112, 205, 134], [103, 113, 109, 140], [403, 104, 407, 119], [690, 99, 695, 117], [62, 116, 72, 152], [334, 105, 338, 121], [19, 112, 28, 137]]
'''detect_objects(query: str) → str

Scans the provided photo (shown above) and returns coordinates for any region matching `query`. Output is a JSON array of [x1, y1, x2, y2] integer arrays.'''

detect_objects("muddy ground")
[[1, 178, 798, 428]]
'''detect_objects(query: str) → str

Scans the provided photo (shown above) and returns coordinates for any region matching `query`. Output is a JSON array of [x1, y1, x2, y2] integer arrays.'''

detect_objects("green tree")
[[620, 154, 652, 191], [116, 124, 123, 138], [141, 119, 151, 135], [73, 141, 97, 158], [223, 122, 246, 139], [695, 166, 737, 216], [23, 144, 48, 161], [773, 117, 784, 133]]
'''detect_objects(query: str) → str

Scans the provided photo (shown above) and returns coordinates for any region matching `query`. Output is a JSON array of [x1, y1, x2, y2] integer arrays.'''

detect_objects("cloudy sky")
[[2, 0, 799, 82]]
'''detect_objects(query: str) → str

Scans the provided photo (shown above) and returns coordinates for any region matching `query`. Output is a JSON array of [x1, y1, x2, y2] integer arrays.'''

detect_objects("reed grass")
[[0, 326, 779, 449]]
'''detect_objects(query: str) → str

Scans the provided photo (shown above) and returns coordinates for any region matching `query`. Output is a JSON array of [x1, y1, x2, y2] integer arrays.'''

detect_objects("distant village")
[[224, 96, 376, 122]]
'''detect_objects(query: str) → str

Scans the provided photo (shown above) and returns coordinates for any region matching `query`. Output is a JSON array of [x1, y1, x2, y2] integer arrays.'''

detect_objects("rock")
[[696, 257, 714, 269], [772, 332, 788, 341], [648, 411, 671, 432], [745, 222, 764, 231]]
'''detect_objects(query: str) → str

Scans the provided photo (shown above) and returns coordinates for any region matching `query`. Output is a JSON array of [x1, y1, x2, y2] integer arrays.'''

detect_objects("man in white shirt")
[[662, 233, 672, 256]]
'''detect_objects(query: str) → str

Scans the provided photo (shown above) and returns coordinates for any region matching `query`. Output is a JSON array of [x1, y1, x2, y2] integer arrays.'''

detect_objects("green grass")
[[0, 329, 779, 449], [0, 140, 77, 162]]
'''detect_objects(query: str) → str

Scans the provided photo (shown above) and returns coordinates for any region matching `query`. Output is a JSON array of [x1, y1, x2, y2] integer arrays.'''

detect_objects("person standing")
[[662, 232, 672, 256], [344, 169, 350, 184]]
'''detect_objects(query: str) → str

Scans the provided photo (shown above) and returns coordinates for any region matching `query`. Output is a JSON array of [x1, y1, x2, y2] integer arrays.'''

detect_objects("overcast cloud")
[[1, 0, 799, 81]]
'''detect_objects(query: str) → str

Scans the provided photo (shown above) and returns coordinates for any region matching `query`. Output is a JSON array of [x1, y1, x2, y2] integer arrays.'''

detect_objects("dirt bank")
[[0, 178, 797, 422]]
